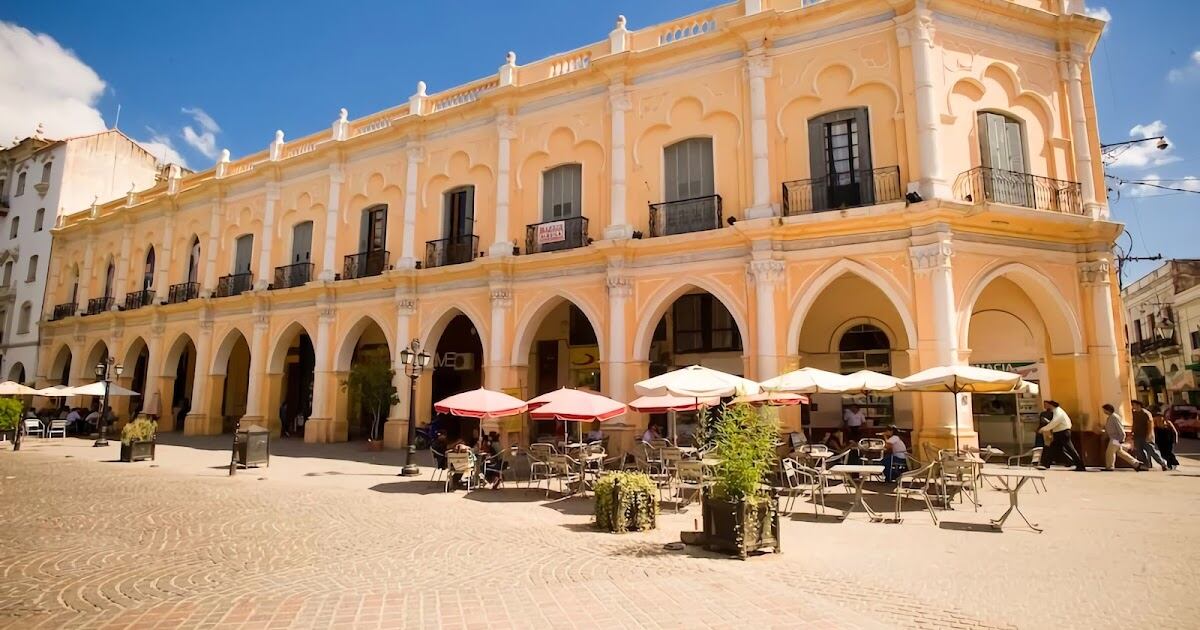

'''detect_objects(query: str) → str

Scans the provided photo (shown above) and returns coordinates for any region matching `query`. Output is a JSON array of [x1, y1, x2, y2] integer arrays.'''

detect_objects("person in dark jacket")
[[1154, 412, 1180, 470]]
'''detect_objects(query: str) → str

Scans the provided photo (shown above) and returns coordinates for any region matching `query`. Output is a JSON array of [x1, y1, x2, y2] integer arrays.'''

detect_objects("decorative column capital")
[[198, 318, 214, 333], [490, 287, 513, 308], [405, 143, 425, 164], [395, 295, 417, 315], [264, 181, 281, 203], [608, 83, 632, 112], [1078, 259, 1112, 285], [909, 239, 953, 273], [328, 162, 345, 184], [746, 52, 773, 80], [496, 115, 517, 140], [606, 274, 633, 298], [748, 259, 786, 286]]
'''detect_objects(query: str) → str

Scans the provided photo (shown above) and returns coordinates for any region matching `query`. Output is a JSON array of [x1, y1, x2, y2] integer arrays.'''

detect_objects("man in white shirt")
[[1101, 404, 1143, 471], [842, 404, 866, 440], [881, 425, 907, 482], [1038, 400, 1085, 471]]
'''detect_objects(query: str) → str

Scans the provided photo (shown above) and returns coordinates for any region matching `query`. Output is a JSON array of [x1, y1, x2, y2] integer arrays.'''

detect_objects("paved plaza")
[[1, 436, 1198, 630]]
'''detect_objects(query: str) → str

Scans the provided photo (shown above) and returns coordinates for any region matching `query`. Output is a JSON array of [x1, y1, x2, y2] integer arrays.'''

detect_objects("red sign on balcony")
[[536, 220, 565, 245]]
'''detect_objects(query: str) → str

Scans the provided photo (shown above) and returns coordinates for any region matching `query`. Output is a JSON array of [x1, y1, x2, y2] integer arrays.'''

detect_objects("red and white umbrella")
[[527, 388, 625, 422], [434, 388, 528, 419]]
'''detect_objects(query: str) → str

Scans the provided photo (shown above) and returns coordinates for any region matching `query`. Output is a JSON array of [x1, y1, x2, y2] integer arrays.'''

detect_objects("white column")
[[143, 322, 164, 413], [897, 4, 948, 200], [486, 285, 511, 389], [243, 311, 269, 417], [910, 237, 968, 433], [749, 259, 784, 379], [1062, 51, 1102, 218], [604, 83, 634, 240], [385, 294, 417, 448], [310, 299, 335, 419], [201, 201, 221, 297], [605, 270, 632, 401], [1080, 259, 1123, 408], [115, 223, 133, 307], [78, 237, 95, 309], [746, 50, 774, 219], [319, 164, 344, 281], [489, 116, 517, 257], [189, 320, 213, 411], [399, 145, 423, 269], [255, 183, 279, 290], [154, 212, 175, 303]]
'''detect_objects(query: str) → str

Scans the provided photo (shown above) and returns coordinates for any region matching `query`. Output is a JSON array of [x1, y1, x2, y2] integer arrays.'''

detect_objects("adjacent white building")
[[0, 129, 161, 384], [1122, 259, 1200, 408]]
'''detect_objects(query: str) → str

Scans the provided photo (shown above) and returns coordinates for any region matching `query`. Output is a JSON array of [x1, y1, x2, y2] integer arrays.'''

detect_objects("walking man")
[[1101, 404, 1143, 471], [1038, 400, 1086, 471], [1130, 400, 1168, 471]]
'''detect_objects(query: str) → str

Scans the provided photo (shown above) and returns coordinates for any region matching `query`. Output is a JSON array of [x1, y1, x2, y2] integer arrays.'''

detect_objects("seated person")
[[84, 408, 102, 433], [482, 431, 505, 489], [641, 423, 662, 444], [431, 430, 449, 470], [823, 429, 848, 452], [881, 425, 908, 482], [585, 421, 603, 443]]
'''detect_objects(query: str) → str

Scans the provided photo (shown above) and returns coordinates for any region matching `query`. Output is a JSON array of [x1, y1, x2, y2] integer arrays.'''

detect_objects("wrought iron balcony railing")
[[425, 235, 478, 268], [167, 282, 199, 304], [51, 302, 77, 321], [216, 273, 254, 298], [273, 262, 313, 290], [85, 297, 114, 316], [648, 194, 723, 237], [782, 166, 902, 216], [124, 290, 155, 311], [954, 167, 1084, 215], [525, 216, 589, 255], [343, 250, 389, 280]]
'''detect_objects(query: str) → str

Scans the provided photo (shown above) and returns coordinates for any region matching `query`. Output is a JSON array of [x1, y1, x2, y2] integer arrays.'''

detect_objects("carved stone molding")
[[747, 53, 773, 80], [608, 84, 632, 112], [909, 239, 953, 273], [496, 115, 518, 140], [395, 297, 417, 315], [405, 144, 425, 164], [606, 274, 633, 298], [198, 318, 214, 333], [748, 259, 786, 286], [490, 287, 513, 307], [1078, 260, 1111, 285], [328, 162, 345, 184]]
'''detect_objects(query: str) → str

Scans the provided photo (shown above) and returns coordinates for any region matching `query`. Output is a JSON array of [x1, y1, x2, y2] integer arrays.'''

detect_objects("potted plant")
[[120, 416, 157, 462], [344, 357, 399, 451], [702, 402, 781, 559], [0, 398, 20, 444], [594, 471, 658, 533]]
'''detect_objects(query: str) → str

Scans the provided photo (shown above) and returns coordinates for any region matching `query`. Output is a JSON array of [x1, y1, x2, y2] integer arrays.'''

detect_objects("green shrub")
[[0, 398, 21, 431], [709, 402, 778, 504], [594, 471, 658, 533], [120, 417, 157, 445]]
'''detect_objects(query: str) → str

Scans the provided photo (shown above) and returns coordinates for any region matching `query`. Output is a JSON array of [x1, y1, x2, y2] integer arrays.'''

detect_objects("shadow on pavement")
[[367, 481, 446, 495], [463, 488, 546, 503], [938, 521, 1001, 533], [155, 433, 426, 467], [541, 496, 593, 516]]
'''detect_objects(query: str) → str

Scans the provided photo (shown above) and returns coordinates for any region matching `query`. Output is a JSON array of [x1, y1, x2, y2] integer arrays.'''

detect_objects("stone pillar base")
[[383, 418, 409, 449], [183, 413, 222, 436], [912, 426, 978, 455], [330, 418, 349, 442], [303, 417, 332, 443]]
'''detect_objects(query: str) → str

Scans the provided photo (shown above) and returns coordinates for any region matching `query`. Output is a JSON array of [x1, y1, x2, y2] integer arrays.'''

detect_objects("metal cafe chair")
[[889, 461, 940, 525]]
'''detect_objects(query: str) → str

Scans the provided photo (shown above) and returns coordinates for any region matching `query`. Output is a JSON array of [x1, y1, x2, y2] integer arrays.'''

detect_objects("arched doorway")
[[644, 288, 744, 445], [121, 337, 150, 419], [430, 312, 484, 442], [519, 298, 602, 443], [164, 334, 197, 431], [8, 362, 25, 384], [214, 331, 251, 434], [792, 270, 914, 441], [81, 341, 110, 413], [270, 323, 315, 438], [342, 319, 392, 441], [49, 346, 72, 386]]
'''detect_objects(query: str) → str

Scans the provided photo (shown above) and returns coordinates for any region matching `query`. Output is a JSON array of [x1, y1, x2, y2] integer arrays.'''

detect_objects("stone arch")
[[163, 332, 196, 376], [335, 314, 395, 373], [828, 317, 902, 355], [48, 344, 73, 384], [948, 62, 1057, 138], [632, 277, 751, 362], [8, 362, 25, 383], [510, 290, 606, 367], [269, 320, 314, 374], [82, 339, 111, 374], [786, 258, 917, 355], [211, 328, 250, 375], [956, 262, 1083, 356], [418, 305, 489, 362], [120, 336, 149, 369]]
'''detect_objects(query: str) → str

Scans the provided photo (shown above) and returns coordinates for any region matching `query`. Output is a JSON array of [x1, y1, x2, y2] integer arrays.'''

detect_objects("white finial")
[[616, 15, 627, 29], [339, 108, 348, 123], [274, 129, 284, 143], [505, 51, 516, 66], [416, 80, 427, 96], [219, 148, 230, 163]]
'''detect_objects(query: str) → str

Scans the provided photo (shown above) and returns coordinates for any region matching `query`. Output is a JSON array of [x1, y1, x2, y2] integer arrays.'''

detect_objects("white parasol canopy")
[[70, 381, 142, 397], [840, 370, 903, 394], [760, 367, 853, 394], [897, 365, 1033, 451], [36, 384, 75, 397], [0, 381, 40, 396], [634, 365, 761, 398]]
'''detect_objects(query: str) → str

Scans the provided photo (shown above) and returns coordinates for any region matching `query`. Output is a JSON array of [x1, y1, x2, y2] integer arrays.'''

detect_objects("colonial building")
[[39, 0, 1124, 455], [0, 129, 160, 386], [1123, 260, 1200, 408]]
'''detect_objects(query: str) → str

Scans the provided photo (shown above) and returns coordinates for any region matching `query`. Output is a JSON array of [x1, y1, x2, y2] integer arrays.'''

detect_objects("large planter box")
[[236, 425, 270, 468], [702, 493, 780, 559], [120, 439, 156, 462]]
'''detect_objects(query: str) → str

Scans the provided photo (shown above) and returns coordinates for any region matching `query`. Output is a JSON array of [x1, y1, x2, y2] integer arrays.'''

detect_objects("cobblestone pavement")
[[1, 436, 1198, 629]]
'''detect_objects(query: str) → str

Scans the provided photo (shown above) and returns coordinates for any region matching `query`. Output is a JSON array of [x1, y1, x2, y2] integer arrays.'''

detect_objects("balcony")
[[273, 262, 313, 290], [525, 216, 589, 255], [51, 302, 77, 321], [1132, 334, 1180, 357], [648, 194, 723, 237], [782, 166, 902, 216], [343, 250, 388, 280], [954, 167, 1084, 215], [85, 297, 114, 316], [124, 290, 155, 311], [426, 235, 478, 269], [216, 273, 254, 298], [167, 282, 199, 304]]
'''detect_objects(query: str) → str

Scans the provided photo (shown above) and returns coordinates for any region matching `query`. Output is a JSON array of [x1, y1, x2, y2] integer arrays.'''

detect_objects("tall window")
[[808, 108, 873, 210], [233, 234, 254, 274], [103, 261, 115, 298], [2, 261, 10, 287], [69, 267, 79, 303], [671, 293, 741, 354], [291, 221, 313, 263], [977, 111, 1030, 207], [143, 248, 155, 290], [542, 164, 582, 220], [16, 172, 25, 196], [187, 237, 201, 284], [664, 138, 714, 201], [40, 162, 52, 183], [9, 217, 17, 239], [359, 206, 387, 253], [34, 208, 44, 232], [443, 187, 474, 239], [17, 302, 31, 334], [25, 255, 37, 282], [838, 323, 893, 424]]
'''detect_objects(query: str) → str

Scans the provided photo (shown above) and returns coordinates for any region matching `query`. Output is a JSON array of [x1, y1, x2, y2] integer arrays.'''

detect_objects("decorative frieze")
[[1078, 260, 1111, 285], [909, 239, 953, 273], [606, 275, 633, 298], [748, 259, 785, 286]]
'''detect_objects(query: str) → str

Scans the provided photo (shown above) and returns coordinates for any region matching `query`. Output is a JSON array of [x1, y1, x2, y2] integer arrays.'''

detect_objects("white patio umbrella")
[[0, 381, 40, 396], [897, 365, 1029, 451], [634, 365, 759, 443], [70, 381, 142, 397], [840, 370, 903, 394], [759, 367, 852, 394], [35, 384, 76, 397]]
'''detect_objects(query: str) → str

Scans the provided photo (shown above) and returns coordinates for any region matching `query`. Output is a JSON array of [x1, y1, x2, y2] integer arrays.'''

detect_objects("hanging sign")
[[536, 221, 565, 245]]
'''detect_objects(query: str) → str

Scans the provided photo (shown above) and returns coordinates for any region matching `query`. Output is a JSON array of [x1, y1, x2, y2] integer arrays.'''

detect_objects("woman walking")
[[1155, 412, 1180, 470]]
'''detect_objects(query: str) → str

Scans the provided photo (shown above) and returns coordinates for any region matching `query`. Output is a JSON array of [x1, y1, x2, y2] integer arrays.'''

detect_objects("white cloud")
[[1168, 50, 1200, 83], [1083, 6, 1111, 32], [180, 107, 220, 159], [1105, 120, 1178, 169], [1126, 173, 1200, 197], [0, 21, 192, 168]]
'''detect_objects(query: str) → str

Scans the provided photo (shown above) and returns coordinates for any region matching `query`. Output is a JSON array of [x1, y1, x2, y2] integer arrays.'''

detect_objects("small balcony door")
[[291, 221, 313, 264], [542, 164, 581, 221], [664, 138, 714, 202], [187, 238, 201, 284], [359, 206, 387, 254], [444, 187, 474, 240], [103, 262, 115, 299], [808, 108, 873, 210], [978, 111, 1029, 207], [233, 234, 254, 275], [143, 248, 155, 291]]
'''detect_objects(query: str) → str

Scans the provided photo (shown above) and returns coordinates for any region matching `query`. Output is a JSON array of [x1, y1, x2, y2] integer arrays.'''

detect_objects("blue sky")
[[1, 1, 1195, 281]]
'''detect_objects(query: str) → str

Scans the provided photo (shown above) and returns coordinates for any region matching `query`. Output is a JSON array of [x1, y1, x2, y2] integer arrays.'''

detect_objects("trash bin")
[[236, 424, 270, 468]]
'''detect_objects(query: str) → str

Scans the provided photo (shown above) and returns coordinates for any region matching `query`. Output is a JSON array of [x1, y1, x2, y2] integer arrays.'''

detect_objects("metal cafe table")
[[828, 464, 885, 521], [979, 467, 1046, 532]]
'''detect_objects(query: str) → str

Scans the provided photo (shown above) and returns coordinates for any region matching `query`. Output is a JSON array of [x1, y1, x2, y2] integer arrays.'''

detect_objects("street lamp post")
[[399, 338, 431, 477], [93, 358, 124, 448]]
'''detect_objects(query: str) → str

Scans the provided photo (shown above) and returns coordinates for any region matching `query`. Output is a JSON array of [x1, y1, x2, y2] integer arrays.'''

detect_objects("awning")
[[1135, 365, 1165, 389]]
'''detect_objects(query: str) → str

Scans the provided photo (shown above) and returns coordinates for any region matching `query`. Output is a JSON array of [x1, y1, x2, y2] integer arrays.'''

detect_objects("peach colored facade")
[[38, 0, 1125, 454]]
